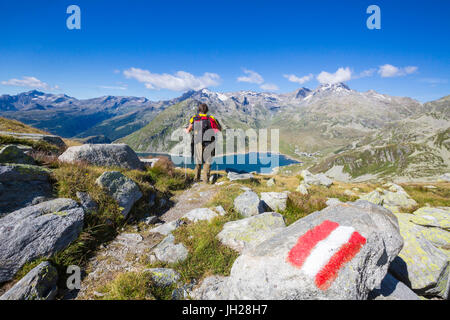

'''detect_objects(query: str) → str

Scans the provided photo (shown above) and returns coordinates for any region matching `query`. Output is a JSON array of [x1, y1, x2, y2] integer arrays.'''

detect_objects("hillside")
[[118, 85, 449, 181], [0, 116, 49, 134], [0, 91, 165, 138]]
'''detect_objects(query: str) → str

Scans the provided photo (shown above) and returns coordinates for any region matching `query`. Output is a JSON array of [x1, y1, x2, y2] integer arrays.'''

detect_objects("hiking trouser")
[[193, 142, 213, 182]]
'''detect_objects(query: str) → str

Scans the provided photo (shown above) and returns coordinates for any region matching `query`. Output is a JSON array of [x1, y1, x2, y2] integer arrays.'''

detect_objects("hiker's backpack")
[[192, 114, 219, 138]]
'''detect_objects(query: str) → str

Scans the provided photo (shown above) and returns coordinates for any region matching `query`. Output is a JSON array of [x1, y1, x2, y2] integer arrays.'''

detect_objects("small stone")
[[233, 190, 264, 217], [182, 208, 218, 222], [153, 234, 188, 264], [266, 178, 275, 187], [149, 219, 185, 235]]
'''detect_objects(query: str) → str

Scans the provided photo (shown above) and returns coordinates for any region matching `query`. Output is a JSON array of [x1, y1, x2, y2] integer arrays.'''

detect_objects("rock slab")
[[234, 190, 264, 217], [0, 198, 84, 282], [0, 164, 53, 217], [0, 262, 58, 300], [59, 143, 143, 170], [96, 171, 143, 218], [217, 212, 286, 253], [225, 200, 403, 300]]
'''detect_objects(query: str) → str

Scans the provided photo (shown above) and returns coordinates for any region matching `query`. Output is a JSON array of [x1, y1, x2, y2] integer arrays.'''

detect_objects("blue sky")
[[0, 0, 449, 102]]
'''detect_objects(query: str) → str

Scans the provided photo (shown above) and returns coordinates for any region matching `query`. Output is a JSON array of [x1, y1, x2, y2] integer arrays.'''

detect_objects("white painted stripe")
[[301, 225, 355, 277]]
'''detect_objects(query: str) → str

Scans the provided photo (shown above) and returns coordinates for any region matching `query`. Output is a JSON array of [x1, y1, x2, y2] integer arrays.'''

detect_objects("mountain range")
[[1, 84, 448, 181]]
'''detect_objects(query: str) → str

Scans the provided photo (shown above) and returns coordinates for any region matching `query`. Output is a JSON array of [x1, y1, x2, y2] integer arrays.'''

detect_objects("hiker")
[[185, 102, 222, 182]]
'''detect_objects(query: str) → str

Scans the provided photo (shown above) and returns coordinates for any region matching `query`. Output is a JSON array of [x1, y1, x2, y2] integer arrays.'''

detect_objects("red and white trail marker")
[[286, 220, 366, 291]]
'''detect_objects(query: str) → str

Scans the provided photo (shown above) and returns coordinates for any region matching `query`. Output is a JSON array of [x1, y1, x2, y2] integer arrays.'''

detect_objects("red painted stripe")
[[287, 220, 339, 268], [315, 231, 366, 291]]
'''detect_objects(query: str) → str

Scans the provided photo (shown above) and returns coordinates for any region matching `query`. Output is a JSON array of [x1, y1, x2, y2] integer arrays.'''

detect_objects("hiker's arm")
[[185, 123, 193, 133]]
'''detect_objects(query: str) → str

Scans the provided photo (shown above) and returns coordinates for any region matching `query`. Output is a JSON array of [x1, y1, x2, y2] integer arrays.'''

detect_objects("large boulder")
[[0, 131, 66, 149], [227, 171, 254, 181], [96, 171, 143, 218], [0, 145, 35, 165], [301, 170, 333, 187], [233, 190, 265, 217], [410, 207, 449, 231], [260, 192, 289, 212], [0, 164, 53, 217], [217, 212, 286, 253], [58, 144, 143, 170], [224, 200, 403, 300], [360, 183, 417, 213], [0, 199, 84, 282], [153, 234, 188, 264], [0, 262, 58, 300], [389, 212, 449, 299]]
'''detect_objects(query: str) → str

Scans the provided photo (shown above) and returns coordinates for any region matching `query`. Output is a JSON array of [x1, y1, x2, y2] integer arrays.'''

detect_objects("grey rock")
[[214, 206, 227, 216], [58, 143, 143, 170], [142, 215, 158, 225], [225, 200, 403, 300], [31, 196, 49, 205], [172, 282, 196, 300], [0, 131, 66, 149], [296, 183, 309, 195], [234, 191, 264, 217], [0, 262, 58, 300], [227, 171, 254, 181], [369, 273, 420, 300], [153, 234, 188, 264], [0, 145, 35, 165], [182, 208, 218, 222], [266, 178, 275, 187], [260, 192, 288, 212], [149, 219, 185, 235], [217, 212, 286, 253], [144, 268, 180, 287], [0, 164, 53, 216], [301, 170, 333, 187], [191, 276, 230, 300], [96, 171, 143, 218], [438, 173, 450, 182], [76, 191, 98, 214], [389, 212, 449, 298], [0, 198, 84, 282]]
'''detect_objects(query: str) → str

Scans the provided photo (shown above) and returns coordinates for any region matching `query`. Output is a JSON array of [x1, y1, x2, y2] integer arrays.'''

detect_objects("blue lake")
[[138, 152, 300, 174]]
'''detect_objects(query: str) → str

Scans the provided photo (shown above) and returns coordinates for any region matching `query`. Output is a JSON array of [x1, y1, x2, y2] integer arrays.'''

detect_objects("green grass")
[[0, 116, 49, 134], [98, 272, 155, 300], [401, 182, 450, 207], [0, 135, 61, 153]]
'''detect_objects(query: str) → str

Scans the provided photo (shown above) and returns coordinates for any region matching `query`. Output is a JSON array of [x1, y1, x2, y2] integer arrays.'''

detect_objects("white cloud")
[[260, 83, 279, 91], [237, 69, 264, 84], [355, 68, 376, 79], [316, 67, 352, 84], [1, 76, 57, 90], [378, 64, 418, 77], [283, 73, 313, 85], [123, 67, 220, 91]]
